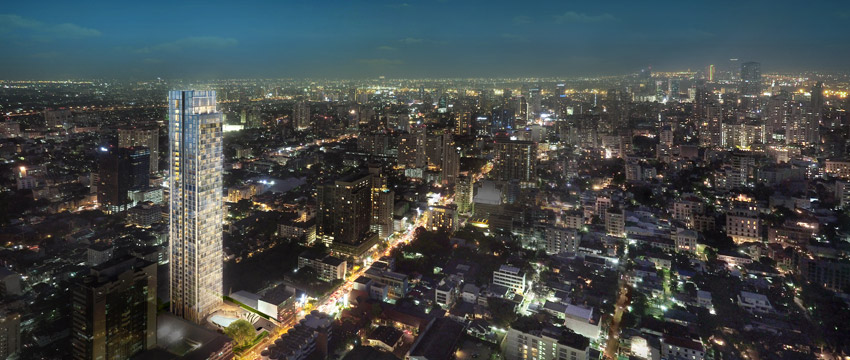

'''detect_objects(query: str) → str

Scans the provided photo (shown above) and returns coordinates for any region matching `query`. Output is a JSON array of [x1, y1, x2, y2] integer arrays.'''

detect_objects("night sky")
[[1, 0, 849, 79]]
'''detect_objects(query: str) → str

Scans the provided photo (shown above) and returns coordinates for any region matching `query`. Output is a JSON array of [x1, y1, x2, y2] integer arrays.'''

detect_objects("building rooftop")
[[368, 325, 403, 347], [134, 313, 231, 360], [408, 317, 465, 360], [497, 265, 523, 276], [473, 181, 501, 205]]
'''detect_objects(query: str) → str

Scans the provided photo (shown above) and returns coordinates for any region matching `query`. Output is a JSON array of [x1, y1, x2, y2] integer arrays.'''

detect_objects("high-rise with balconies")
[[168, 90, 223, 324]]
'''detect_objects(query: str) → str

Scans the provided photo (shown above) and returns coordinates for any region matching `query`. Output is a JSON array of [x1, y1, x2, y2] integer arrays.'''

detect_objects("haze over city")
[[1, 1, 850, 360], [2, 0, 850, 78]]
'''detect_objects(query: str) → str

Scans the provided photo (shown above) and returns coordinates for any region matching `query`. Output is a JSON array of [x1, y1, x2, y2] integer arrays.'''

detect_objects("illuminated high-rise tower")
[[168, 90, 223, 324], [740, 61, 761, 96]]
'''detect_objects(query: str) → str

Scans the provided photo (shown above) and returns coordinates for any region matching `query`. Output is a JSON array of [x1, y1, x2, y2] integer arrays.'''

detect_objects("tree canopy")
[[224, 319, 256, 348]]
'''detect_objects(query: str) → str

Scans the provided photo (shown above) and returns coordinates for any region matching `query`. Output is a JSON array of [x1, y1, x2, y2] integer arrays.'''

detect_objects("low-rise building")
[[407, 318, 465, 360], [563, 304, 601, 341], [364, 266, 409, 300], [545, 226, 580, 255], [737, 291, 774, 314], [675, 229, 698, 253], [367, 325, 403, 352], [493, 265, 526, 295], [727, 206, 760, 244], [661, 336, 705, 360], [502, 321, 590, 360], [297, 252, 347, 282]]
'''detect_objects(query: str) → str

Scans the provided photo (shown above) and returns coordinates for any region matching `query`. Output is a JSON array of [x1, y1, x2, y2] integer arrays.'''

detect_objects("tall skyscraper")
[[72, 256, 157, 360], [442, 134, 460, 186], [168, 90, 224, 323], [698, 100, 723, 148], [707, 64, 715, 82], [493, 137, 537, 185], [785, 101, 819, 146], [368, 166, 395, 240], [766, 91, 791, 143], [425, 134, 444, 169], [0, 312, 20, 360], [293, 100, 310, 130], [456, 174, 474, 214], [740, 61, 761, 96], [98, 146, 149, 213], [118, 125, 160, 173], [811, 81, 824, 119], [316, 173, 374, 247], [398, 128, 426, 168]]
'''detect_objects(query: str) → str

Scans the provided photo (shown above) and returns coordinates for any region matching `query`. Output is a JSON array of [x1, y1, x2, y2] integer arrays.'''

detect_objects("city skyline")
[[3, 2, 850, 360], [2, 1, 850, 79]]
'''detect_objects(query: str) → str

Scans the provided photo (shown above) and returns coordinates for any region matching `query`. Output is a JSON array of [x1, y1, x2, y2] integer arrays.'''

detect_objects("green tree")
[[224, 319, 256, 348]]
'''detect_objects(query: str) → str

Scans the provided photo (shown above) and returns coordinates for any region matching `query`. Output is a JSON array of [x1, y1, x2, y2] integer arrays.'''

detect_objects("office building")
[[72, 256, 157, 360], [98, 146, 150, 213], [118, 125, 160, 173], [168, 90, 224, 323]]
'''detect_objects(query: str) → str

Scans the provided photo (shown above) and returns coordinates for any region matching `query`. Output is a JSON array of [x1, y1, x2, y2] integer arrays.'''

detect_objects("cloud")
[[135, 36, 238, 53], [358, 58, 404, 66], [554, 11, 617, 24], [51, 23, 102, 38], [387, 2, 410, 8], [398, 37, 424, 44], [0, 13, 101, 39], [513, 16, 531, 25], [377, 45, 396, 51], [396, 37, 447, 46]]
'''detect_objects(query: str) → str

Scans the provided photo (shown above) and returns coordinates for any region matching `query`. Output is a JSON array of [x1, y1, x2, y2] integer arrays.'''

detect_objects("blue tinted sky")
[[1, 0, 848, 79]]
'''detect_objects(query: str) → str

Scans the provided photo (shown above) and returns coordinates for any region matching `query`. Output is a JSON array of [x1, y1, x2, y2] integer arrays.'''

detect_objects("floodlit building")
[[493, 265, 526, 295], [168, 90, 224, 323]]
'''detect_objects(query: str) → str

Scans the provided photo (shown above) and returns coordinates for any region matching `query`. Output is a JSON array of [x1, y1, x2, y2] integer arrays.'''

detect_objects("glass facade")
[[168, 90, 223, 324]]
